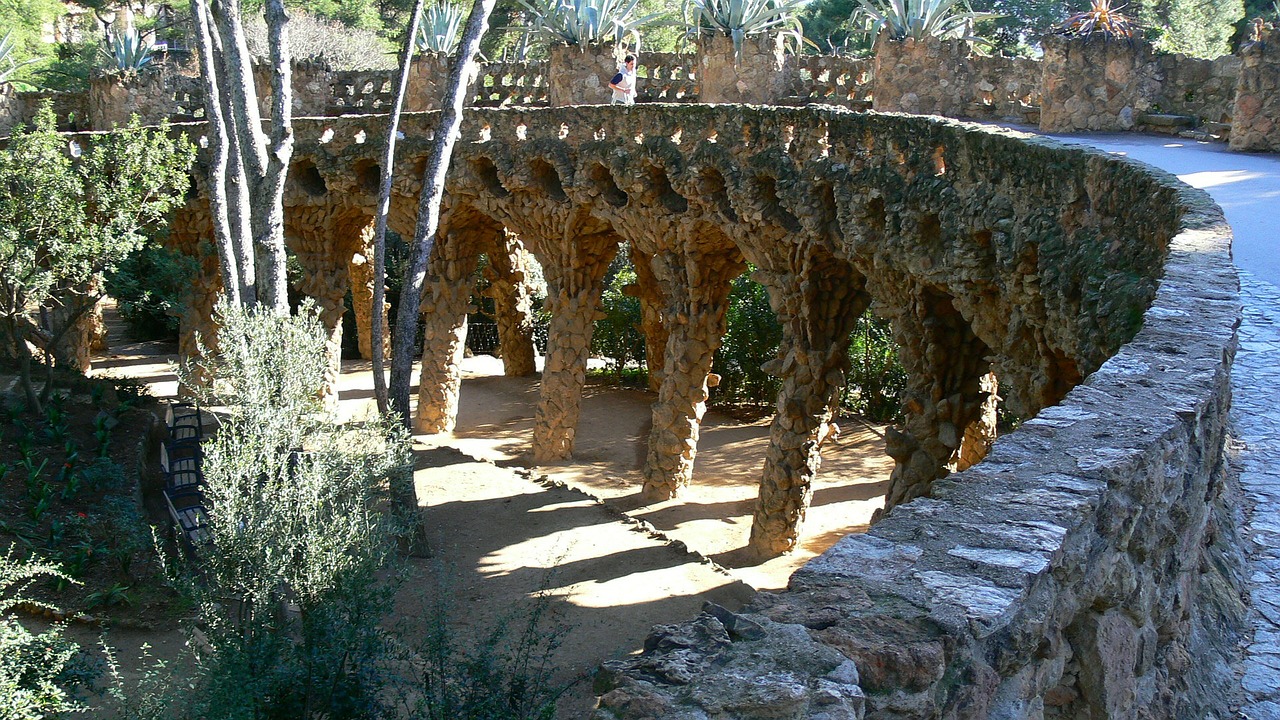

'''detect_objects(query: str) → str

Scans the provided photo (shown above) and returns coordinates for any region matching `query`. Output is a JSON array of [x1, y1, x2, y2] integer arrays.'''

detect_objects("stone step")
[[1139, 112, 1196, 128]]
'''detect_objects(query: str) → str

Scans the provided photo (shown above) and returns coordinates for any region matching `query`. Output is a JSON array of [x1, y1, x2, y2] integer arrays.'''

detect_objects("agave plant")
[[103, 26, 154, 73], [851, 0, 1000, 43], [1057, 0, 1135, 39], [0, 30, 36, 85], [416, 0, 465, 54], [518, 0, 661, 47], [683, 0, 809, 57]]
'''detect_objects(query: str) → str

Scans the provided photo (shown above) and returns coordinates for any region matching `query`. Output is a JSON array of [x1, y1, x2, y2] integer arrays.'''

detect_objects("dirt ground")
[[86, 324, 892, 717]]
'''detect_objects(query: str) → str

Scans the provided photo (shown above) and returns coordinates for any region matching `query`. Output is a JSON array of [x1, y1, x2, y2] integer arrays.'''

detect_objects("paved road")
[[1038, 131, 1280, 719]]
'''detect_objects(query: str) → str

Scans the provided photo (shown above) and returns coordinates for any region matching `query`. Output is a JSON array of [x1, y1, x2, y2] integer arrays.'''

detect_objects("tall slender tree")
[[188, 0, 293, 312], [388, 0, 498, 426], [370, 0, 427, 415]]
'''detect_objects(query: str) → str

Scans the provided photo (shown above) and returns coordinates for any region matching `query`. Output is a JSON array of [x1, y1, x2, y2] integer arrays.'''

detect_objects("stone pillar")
[[177, 269, 223, 396], [296, 262, 350, 404], [482, 230, 538, 377], [696, 33, 796, 104], [347, 223, 389, 361], [1231, 23, 1280, 153], [1039, 34, 1161, 133], [405, 52, 454, 113], [641, 249, 742, 500], [626, 245, 668, 392], [747, 261, 870, 558], [530, 233, 619, 462], [880, 289, 995, 512], [414, 234, 479, 434], [548, 43, 626, 107], [871, 34, 973, 116]]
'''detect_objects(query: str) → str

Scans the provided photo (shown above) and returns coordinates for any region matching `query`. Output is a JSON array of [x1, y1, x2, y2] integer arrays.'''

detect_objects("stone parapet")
[[1039, 35, 1164, 132], [697, 33, 796, 104], [548, 43, 626, 107], [873, 35, 974, 117], [1232, 24, 1280, 152], [89, 68, 202, 130]]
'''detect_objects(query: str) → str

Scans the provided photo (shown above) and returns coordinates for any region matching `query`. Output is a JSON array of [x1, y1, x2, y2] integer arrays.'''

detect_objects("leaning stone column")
[[483, 229, 537, 377], [880, 290, 995, 512], [296, 263, 350, 404], [642, 250, 742, 500], [1231, 23, 1280, 153], [415, 237, 479, 434], [347, 222, 389, 361], [531, 237, 619, 462], [747, 262, 869, 558], [627, 245, 669, 392]]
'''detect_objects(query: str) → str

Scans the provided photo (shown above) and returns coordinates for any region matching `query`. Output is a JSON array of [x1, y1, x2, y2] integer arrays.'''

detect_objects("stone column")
[[1231, 23, 1280, 153], [747, 261, 870, 558], [530, 232, 619, 462], [482, 229, 538, 377], [1039, 35, 1161, 133], [548, 43, 626, 107], [177, 269, 223, 397], [296, 262, 350, 405], [880, 289, 995, 512], [626, 245, 668, 392], [642, 249, 742, 500], [415, 234, 481, 434], [871, 34, 973, 116], [696, 33, 796, 104], [347, 222, 389, 361]]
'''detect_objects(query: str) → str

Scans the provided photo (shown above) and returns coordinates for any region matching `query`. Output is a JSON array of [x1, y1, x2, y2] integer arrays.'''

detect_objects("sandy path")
[[93, 327, 892, 717]]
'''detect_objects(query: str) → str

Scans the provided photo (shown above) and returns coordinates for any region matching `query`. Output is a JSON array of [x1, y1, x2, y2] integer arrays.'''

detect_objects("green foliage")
[[841, 314, 907, 422], [518, 0, 662, 47], [101, 26, 154, 73], [0, 104, 193, 408], [0, 30, 36, 84], [105, 245, 198, 341], [591, 255, 646, 382], [684, 0, 809, 55], [0, 548, 86, 718], [852, 0, 1002, 42], [181, 301, 413, 720], [417, 0, 466, 54], [1130, 0, 1245, 57], [0, 0, 65, 87], [712, 274, 783, 408]]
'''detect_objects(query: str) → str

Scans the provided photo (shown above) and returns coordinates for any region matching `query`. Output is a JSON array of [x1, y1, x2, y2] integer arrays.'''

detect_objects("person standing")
[[609, 55, 637, 105]]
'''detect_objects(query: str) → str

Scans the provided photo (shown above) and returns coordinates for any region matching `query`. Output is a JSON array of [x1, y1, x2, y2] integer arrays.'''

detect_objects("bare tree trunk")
[[388, 0, 496, 427], [188, 0, 290, 311], [371, 0, 427, 416]]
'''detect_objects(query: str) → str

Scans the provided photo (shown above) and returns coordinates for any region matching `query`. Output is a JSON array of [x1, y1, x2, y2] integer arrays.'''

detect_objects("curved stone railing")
[[160, 104, 1240, 716]]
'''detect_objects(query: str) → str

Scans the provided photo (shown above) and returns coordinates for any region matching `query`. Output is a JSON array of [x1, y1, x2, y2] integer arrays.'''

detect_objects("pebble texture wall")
[[1233, 24, 1280, 152]]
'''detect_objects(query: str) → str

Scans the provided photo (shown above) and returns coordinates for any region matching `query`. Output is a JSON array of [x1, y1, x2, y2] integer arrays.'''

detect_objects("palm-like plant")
[[683, 0, 809, 57], [518, 0, 660, 47], [851, 0, 1000, 43], [416, 0, 465, 54], [103, 27, 155, 73], [0, 30, 37, 85], [1058, 0, 1135, 39]]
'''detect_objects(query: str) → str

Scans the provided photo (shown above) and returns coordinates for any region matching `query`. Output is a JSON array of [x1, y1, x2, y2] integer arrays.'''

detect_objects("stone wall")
[[1232, 24, 1280, 152], [796, 54, 873, 107], [697, 33, 796, 104], [548, 43, 626, 107], [1153, 52, 1240, 124], [1039, 35, 1165, 132], [872, 35, 974, 117], [0, 84, 21, 136], [89, 68, 202, 130], [969, 53, 1042, 122]]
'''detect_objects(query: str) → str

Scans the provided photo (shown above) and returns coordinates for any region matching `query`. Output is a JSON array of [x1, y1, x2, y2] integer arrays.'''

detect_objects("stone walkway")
[[1234, 272, 1280, 719], [1039, 132, 1280, 719]]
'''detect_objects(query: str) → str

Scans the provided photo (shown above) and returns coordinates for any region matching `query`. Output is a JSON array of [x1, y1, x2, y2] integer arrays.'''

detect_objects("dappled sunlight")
[[1179, 169, 1269, 189]]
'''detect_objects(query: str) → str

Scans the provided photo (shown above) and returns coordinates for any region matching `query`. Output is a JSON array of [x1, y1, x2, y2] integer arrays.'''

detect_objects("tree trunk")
[[389, 0, 497, 427], [371, 0, 426, 416]]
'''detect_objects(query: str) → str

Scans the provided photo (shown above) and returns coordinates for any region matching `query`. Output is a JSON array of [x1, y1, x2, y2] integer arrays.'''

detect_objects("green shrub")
[[0, 548, 91, 718], [105, 245, 197, 341], [841, 314, 907, 422], [711, 273, 782, 408], [591, 253, 646, 382]]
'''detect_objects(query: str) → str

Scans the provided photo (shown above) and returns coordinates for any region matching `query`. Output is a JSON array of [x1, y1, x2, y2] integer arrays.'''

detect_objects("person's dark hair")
[[624, 54, 635, 63]]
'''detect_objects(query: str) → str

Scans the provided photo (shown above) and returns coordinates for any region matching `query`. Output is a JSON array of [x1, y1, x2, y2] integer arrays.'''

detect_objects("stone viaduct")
[[170, 103, 1197, 564]]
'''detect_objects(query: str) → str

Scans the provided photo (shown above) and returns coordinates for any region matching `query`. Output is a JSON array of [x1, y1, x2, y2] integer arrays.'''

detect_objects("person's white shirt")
[[609, 58, 637, 105]]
